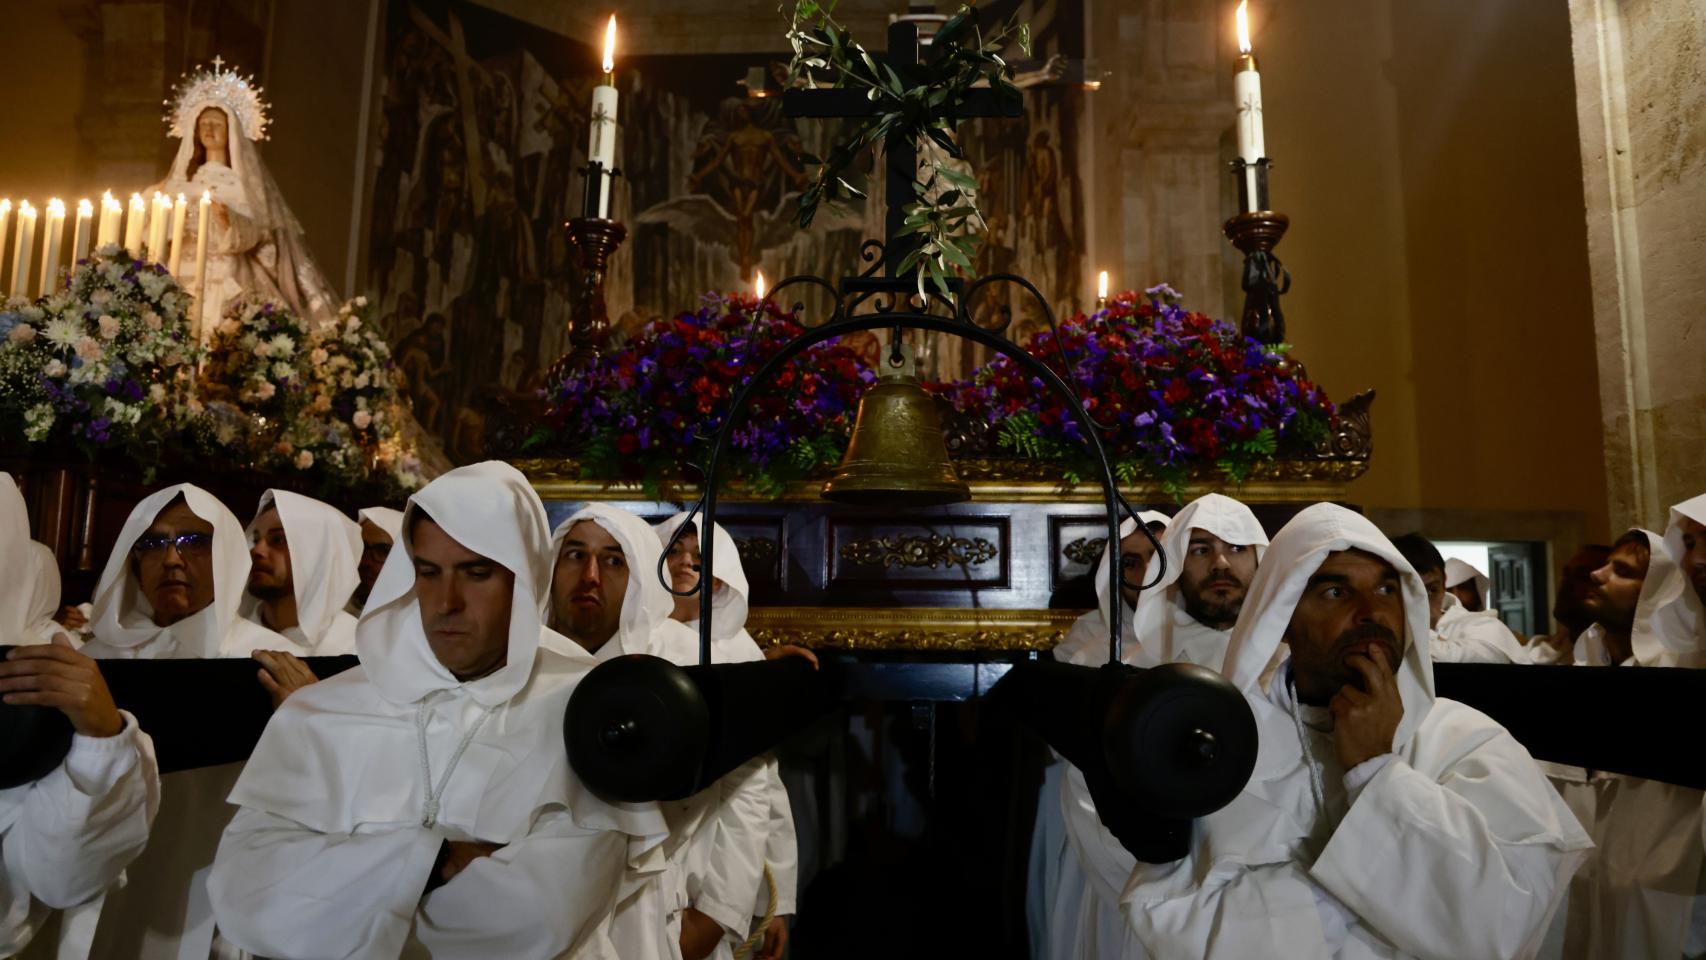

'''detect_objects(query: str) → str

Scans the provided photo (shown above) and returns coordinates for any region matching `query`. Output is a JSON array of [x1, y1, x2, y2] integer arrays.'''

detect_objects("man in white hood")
[[1547, 525, 1706, 958], [0, 474, 72, 647], [1390, 533, 1527, 663], [210, 462, 666, 958], [1444, 558, 1490, 613], [1658, 492, 1706, 649], [0, 473, 160, 958], [79, 483, 289, 959], [239, 489, 362, 656], [1118, 503, 1591, 958], [548, 504, 773, 960], [350, 506, 405, 614], [656, 513, 799, 960], [1128, 493, 1270, 669], [1029, 510, 1167, 960]]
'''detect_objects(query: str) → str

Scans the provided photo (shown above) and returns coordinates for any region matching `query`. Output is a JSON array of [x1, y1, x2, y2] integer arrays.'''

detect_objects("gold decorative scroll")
[[1061, 537, 1108, 566], [838, 534, 999, 570], [746, 606, 1085, 652]]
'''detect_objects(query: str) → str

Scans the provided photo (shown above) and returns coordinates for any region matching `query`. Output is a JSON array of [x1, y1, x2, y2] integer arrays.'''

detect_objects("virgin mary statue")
[[152, 58, 338, 331]]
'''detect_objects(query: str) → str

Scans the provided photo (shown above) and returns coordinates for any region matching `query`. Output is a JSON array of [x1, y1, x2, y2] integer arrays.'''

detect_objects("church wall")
[[0, 4, 95, 200], [1568, 0, 1706, 532]]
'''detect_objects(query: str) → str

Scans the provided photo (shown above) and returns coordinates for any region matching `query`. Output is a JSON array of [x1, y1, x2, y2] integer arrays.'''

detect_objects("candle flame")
[[602, 15, 617, 74], [48, 198, 65, 216], [78, 199, 93, 216], [1236, 1, 1252, 54], [19, 201, 35, 215], [0, 199, 9, 214], [755, 270, 766, 302], [177, 193, 186, 204], [201, 190, 212, 202], [1097, 270, 1109, 299], [130, 193, 143, 205]]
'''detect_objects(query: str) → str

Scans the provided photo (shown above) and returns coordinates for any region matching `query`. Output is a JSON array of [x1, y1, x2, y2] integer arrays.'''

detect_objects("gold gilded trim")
[[516, 457, 1363, 504], [839, 534, 999, 569], [746, 606, 1084, 652]]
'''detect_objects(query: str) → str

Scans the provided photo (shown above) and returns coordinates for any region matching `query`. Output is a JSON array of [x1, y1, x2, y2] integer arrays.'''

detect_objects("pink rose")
[[7, 323, 34, 344], [97, 314, 121, 339], [143, 311, 162, 331], [353, 410, 372, 430], [274, 440, 294, 456], [74, 338, 102, 361], [255, 381, 277, 400], [310, 347, 329, 365], [254, 342, 271, 357], [294, 450, 314, 470]]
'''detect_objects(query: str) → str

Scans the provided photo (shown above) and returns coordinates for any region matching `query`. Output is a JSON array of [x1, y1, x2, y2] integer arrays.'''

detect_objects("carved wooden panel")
[[827, 517, 1010, 592]]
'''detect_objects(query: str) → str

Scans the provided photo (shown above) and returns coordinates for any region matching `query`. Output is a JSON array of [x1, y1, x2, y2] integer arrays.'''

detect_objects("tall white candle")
[[11, 201, 37, 299], [586, 14, 619, 218], [1097, 270, 1109, 302], [192, 191, 211, 339], [71, 199, 93, 263], [0, 201, 11, 293], [1234, 0, 1266, 212], [167, 193, 188, 275], [38, 199, 65, 295], [97, 191, 121, 249], [124, 193, 146, 254], [147, 192, 171, 262]]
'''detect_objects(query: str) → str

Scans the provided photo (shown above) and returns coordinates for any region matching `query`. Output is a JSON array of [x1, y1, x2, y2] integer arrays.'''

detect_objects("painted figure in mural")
[[153, 59, 339, 334], [685, 98, 811, 280], [394, 312, 450, 436], [1022, 129, 1075, 308]]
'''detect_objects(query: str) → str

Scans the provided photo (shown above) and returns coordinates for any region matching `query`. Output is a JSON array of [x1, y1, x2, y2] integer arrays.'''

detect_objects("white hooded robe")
[[209, 462, 667, 959], [1431, 591, 1528, 664], [236, 489, 362, 656], [1118, 503, 1591, 959]]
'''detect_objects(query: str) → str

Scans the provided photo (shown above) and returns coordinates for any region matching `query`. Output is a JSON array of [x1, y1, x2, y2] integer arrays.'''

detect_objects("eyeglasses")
[[133, 532, 214, 557]]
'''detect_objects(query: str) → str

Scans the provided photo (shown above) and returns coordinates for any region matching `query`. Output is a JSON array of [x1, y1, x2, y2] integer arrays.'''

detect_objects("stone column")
[[1567, 0, 1706, 530]]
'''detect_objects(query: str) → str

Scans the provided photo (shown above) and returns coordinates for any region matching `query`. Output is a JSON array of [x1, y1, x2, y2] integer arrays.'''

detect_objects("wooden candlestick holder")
[[554, 216, 627, 379], [1222, 209, 1290, 346]]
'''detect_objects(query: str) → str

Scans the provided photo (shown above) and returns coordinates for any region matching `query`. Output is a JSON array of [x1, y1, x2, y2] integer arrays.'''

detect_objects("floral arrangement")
[[531, 293, 876, 496], [0, 246, 201, 468], [931, 284, 1337, 495], [195, 295, 423, 495]]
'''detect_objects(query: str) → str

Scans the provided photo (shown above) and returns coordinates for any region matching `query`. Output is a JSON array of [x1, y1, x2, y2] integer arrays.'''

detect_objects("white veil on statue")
[[153, 59, 338, 331]]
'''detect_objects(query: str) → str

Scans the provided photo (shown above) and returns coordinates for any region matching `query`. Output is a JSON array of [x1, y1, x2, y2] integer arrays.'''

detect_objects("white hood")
[[1131, 493, 1269, 667], [0, 475, 43, 642], [653, 512, 751, 648], [551, 503, 686, 662], [1577, 528, 1693, 667], [358, 506, 405, 544], [1657, 492, 1706, 652], [1443, 558, 1491, 606], [240, 489, 362, 643], [1221, 502, 1435, 747], [358, 461, 553, 707], [88, 483, 254, 658], [23, 543, 61, 638]]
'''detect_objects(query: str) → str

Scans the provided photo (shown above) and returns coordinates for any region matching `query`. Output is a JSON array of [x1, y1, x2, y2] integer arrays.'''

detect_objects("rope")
[[415, 699, 496, 828], [732, 861, 779, 960]]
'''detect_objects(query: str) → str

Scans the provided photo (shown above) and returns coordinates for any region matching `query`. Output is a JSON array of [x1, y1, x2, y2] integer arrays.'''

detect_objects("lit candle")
[[147, 192, 171, 262], [71, 199, 92, 263], [755, 269, 766, 303], [1234, 0, 1266, 212], [123, 193, 146, 254], [192, 191, 210, 338], [10, 201, 36, 299], [586, 14, 620, 218], [0, 201, 11, 290], [97, 191, 121, 249], [167, 193, 188, 276], [38, 199, 65, 295], [1096, 270, 1109, 304]]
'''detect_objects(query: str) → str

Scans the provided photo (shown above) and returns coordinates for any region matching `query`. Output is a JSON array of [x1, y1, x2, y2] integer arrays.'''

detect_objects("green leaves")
[[783, 0, 1030, 300]]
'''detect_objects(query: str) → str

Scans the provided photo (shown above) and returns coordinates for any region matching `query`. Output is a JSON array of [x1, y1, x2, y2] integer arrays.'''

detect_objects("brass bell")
[[822, 343, 970, 506]]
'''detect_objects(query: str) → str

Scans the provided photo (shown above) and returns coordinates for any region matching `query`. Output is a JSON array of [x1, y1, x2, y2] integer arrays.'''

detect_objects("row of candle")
[[1, 190, 212, 302]]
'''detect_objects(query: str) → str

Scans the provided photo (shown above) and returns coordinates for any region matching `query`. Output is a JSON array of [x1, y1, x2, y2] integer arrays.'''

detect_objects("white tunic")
[[1121, 503, 1591, 959], [210, 463, 666, 959], [78, 483, 290, 960], [0, 713, 159, 958], [1431, 592, 1529, 663]]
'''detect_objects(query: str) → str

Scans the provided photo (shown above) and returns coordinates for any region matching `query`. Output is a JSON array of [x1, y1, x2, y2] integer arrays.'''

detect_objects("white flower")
[[143, 311, 162, 331], [310, 347, 328, 365], [268, 334, 296, 357], [43, 359, 67, 378], [23, 404, 55, 441], [89, 289, 112, 307], [149, 383, 166, 403], [353, 296, 368, 309], [295, 450, 315, 470], [42, 317, 81, 348], [98, 314, 121, 339], [345, 317, 362, 333], [353, 410, 372, 430], [271, 361, 293, 381], [339, 372, 355, 389], [8, 323, 35, 344], [353, 372, 370, 389]]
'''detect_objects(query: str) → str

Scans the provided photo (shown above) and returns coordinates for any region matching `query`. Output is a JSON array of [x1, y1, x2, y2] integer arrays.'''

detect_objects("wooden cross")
[[783, 20, 1022, 276]]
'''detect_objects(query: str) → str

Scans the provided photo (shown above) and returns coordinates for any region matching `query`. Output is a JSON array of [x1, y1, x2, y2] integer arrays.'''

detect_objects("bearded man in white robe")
[[1444, 558, 1490, 613], [210, 462, 666, 958], [656, 513, 800, 960], [1127, 493, 1269, 669], [1118, 503, 1590, 959], [79, 483, 288, 959], [238, 490, 362, 656], [1547, 526, 1706, 959], [547, 504, 775, 960], [1390, 532, 1527, 663], [0, 473, 160, 959]]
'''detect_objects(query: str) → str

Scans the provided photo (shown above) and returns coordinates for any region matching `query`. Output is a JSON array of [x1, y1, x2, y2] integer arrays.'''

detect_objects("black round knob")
[[601, 718, 638, 748], [1186, 728, 1217, 765]]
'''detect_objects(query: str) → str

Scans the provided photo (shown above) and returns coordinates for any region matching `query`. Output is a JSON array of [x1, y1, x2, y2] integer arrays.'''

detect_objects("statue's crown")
[[164, 56, 270, 141]]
